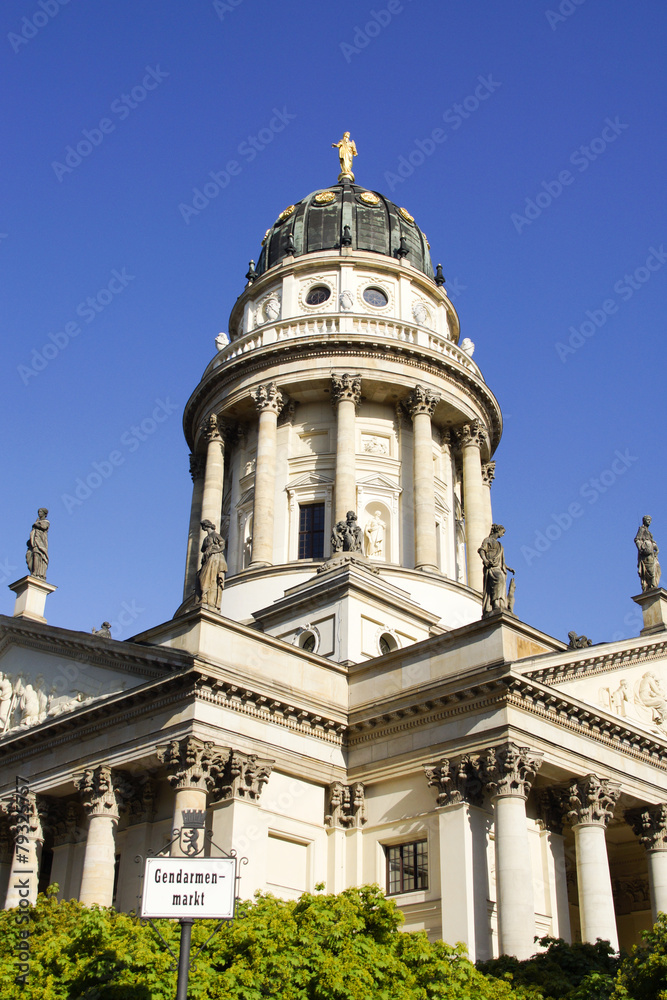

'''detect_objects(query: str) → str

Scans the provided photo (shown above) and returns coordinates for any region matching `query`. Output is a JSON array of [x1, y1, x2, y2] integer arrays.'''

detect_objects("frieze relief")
[[553, 661, 667, 736], [0, 666, 126, 740]]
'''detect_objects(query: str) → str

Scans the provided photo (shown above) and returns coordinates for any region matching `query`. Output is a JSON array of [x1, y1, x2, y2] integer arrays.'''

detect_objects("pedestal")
[[633, 588, 667, 635], [8, 575, 57, 624]]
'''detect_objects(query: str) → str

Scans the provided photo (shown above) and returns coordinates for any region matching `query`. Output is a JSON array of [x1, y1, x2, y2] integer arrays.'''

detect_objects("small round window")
[[379, 632, 398, 655], [363, 286, 388, 308], [305, 285, 331, 306], [299, 631, 317, 652]]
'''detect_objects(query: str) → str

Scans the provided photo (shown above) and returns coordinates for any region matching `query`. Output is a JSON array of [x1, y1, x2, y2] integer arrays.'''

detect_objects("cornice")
[[183, 340, 501, 453], [0, 615, 190, 679], [522, 637, 667, 686]]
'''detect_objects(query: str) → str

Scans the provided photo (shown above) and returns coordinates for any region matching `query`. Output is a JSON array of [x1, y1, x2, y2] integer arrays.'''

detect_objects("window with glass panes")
[[385, 840, 428, 894], [298, 503, 325, 559]]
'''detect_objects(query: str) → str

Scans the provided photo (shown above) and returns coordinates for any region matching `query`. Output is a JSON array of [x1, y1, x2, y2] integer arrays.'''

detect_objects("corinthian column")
[[566, 774, 620, 949], [479, 742, 543, 959], [74, 767, 131, 907], [4, 792, 45, 908], [481, 461, 495, 538], [459, 421, 487, 592], [157, 737, 229, 857], [200, 413, 225, 539], [331, 374, 361, 524], [403, 385, 440, 572], [626, 803, 667, 921], [183, 453, 206, 600], [250, 383, 284, 567]]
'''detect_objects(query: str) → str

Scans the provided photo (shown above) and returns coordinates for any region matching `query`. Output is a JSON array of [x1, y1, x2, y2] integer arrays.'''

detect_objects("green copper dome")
[[255, 180, 435, 280]]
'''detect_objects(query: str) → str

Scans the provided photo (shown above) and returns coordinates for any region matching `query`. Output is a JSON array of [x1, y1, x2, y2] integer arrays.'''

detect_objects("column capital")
[[157, 736, 229, 793], [457, 419, 486, 449], [210, 750, 274, 803], [73, 765, 133, 821], [251, 382, 284, 414], [424, 755, 483, 808], [127, 779, 158, 826], [200, 412, 223, 444], [565, 773, 621, 827], [331, 373, 361, 407], [189, 453, 206, 481], [626, 803, 667, 850], [6, 791, 47, 842], [482, 461, 496, 487], [325, 781, 367, 828], [50, 800, 84, 845], [478, 742, 543, 799], [402, 384, 439, 419]]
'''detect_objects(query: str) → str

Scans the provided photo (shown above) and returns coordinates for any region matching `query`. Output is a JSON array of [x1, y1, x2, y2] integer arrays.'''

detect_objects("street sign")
[[141, 856, 237, 919]]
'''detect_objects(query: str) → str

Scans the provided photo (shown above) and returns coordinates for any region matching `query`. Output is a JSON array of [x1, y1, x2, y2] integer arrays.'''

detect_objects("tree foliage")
[[477, 936, 619, 1000], [0, 884, 535, 1000], [611, 911, 667, 999]]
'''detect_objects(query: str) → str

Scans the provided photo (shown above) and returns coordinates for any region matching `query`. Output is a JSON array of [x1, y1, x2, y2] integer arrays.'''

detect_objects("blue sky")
[[2, 0, 666, 646]]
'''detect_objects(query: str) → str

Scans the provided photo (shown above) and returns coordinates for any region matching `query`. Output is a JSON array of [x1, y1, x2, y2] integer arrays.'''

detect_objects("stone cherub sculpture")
[[331, 511, 364, 554], [196, 520, 228, 610], [26, 508, 49, 579], [478, 524, 515, 617], [635, 515, 661, 591]]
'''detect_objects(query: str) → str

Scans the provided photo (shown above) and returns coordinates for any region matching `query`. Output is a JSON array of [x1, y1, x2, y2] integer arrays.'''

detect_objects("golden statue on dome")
[[332, 131, 357, 182]]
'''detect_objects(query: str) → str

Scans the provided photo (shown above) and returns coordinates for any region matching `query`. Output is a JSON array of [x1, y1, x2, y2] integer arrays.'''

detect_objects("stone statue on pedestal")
[[26, 508, 49, 579], [331, 511, 363, 554], [196, 520, 228, 610], [364, 511, 385, 558], [635, 515, 661, 591], [478, 524, 515, 617]]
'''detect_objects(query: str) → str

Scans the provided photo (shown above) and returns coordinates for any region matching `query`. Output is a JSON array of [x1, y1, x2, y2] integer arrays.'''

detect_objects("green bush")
[[477, 936, 619, 1000], [612, 911, 667, 999]]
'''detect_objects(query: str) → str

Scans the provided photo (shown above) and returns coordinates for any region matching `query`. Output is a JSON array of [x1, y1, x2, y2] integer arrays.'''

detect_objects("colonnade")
[[182, 375, 494, 591], [1, 738, 274, 909], [425, 742, 667, 959]]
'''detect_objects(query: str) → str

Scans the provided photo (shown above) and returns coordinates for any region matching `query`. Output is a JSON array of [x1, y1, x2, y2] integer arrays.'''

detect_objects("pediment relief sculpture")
[[0, 668, 124, 739]]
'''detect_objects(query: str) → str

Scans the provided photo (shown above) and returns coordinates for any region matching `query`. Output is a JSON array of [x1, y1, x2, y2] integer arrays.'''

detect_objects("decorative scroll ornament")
[[325, 781, 367, 828], [423, 755, 483, 808], [399, 207, 414, 223], [314, 190, 336, 204], [626, 803, 667, 850], [156, 736, 229, 793], [564, 773, 621, 827], [211, 750, 274, 802], [359, 191, 379, 206], [477, 742, 543, 799], [73, 766, 133, 820], [402, 384, 439, 419], [251, 382, 284, 414], [330, 373, 362, 407], [278, 204, 295, 221]]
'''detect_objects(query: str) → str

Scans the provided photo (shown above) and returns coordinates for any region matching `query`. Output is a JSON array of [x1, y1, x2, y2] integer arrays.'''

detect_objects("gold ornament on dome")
[[359, 191, 380, 206], [399, 207, 414, 223], [314, 190, 336, 204], [422, 233, 431, 248], [278, 204, 295, 221], [262, 229, 271, 245]]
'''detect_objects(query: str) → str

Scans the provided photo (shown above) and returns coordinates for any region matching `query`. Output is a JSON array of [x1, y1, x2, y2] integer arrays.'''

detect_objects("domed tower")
[[180, 137, 502, 662]]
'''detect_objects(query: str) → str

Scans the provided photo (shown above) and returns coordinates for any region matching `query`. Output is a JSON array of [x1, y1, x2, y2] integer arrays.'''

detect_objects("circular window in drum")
[[305, 285, 331, 306], [363, 286, 388, 308]]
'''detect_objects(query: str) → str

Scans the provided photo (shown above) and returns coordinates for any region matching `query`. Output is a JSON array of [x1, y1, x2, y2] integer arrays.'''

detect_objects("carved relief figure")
[[635, 515, 661, 591], [478, 524, 514, 616], [362, 436, 388, 454], [339, 290, 354, 312], [365, 511, 385, 558], [26, 508, 49, 579], [611, 678, 630, 717], [196, 520, 228, 610], [412, 301, 429, 326], [263, 295, 280, 322], [0, 673, 14, 731], [637, 671, 667, 724]]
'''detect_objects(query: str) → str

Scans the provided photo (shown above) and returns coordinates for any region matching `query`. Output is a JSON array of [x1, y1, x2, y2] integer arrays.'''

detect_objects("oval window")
[[363, 286, 388, 308], [305, 285, 331, 306], [300, 632, 317, 652], [379, 632, 398, 655]]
